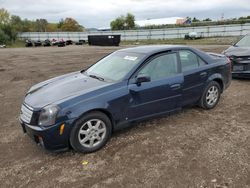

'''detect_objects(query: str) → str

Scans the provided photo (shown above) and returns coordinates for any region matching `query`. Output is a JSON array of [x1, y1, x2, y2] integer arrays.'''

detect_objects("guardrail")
[[18, 23, 250, 41]]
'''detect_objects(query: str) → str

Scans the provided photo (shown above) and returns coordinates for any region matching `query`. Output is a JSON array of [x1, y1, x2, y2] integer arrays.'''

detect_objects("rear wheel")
[[70, 112, 112, 153], [199, 81, 221, 109]]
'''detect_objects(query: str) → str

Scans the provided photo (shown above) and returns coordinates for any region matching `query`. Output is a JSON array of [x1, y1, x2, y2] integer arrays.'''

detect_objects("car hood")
[[224, 46, 250, 57], [24, 71, 111, 109]]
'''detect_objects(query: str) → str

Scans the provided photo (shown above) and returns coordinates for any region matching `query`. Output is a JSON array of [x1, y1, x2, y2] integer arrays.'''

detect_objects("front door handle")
[[170, 83, 181, 90]]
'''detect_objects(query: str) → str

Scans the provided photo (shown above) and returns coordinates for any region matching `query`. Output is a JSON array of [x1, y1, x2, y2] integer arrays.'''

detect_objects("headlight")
[[38, 105, 60, 126]]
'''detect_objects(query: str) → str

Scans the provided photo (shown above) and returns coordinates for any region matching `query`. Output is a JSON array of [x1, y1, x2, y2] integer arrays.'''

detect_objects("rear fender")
[[206, 73, 224, 91]]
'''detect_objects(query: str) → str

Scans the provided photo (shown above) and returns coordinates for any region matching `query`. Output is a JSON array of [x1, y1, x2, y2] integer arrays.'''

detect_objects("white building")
[[135, 17, 185, 27]]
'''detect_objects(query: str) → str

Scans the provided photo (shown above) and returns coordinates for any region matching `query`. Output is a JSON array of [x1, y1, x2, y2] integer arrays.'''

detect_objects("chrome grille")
[[20, 104, 33, 124]]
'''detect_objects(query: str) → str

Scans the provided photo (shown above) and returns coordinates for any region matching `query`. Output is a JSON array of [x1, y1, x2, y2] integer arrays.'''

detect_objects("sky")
[[0, 0, 250, 28]]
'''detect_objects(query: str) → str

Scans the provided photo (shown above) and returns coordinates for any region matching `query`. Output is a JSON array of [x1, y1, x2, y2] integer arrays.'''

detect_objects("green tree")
[[10, 15, 23, 34], [238, 16, 250, 20], [238, 16, 245, 20], [110, 13, 135, 30], [22, 19, 33, 32], [11, 15, 22, 27], [192, 17, 200, 22], [2, 24, 18, 42], [0, 8, 10, 25], [46, 23, 58, 32], [57, 18, 64, 30], [0, 10, 18, 43], [203, 18, 212, 22], [0, 28, 9, 44], [60, 18, 83, 31], [35, 19, 48, 32], [111, 16, 126, 30], [126, 13, 135, 29]]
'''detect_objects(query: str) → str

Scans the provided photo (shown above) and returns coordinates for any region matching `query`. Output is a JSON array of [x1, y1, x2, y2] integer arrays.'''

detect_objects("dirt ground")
[[0, 45, 249, 188]]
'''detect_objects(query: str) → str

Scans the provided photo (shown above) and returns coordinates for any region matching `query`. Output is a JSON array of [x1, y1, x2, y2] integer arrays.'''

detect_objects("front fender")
[[67, 101, 109, 120], [59, 83, 129, 127]]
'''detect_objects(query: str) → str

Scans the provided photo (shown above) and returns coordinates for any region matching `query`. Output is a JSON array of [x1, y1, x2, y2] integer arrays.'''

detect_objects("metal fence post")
[[240, 24, 243, 36]]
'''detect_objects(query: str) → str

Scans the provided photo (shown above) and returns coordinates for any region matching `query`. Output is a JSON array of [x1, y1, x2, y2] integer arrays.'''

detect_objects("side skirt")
[[113, 107, 182, 132]]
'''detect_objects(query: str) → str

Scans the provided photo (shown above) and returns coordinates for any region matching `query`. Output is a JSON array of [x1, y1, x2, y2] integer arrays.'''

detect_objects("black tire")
[[70, 111, 112, 153], [199, 81, 221, 109]]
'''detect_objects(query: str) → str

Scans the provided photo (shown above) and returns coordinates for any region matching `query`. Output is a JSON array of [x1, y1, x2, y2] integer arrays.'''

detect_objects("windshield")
[[85, 51, 144, 82], [235, 35, 250, 47]]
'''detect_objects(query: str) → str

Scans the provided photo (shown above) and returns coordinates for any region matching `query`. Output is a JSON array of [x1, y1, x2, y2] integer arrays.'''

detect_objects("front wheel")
[[199, 81, 221, 109], [70, 112, 112, 153]]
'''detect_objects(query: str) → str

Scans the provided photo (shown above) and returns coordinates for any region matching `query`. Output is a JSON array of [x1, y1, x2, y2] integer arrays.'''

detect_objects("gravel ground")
[[0, 45, 249, 188]]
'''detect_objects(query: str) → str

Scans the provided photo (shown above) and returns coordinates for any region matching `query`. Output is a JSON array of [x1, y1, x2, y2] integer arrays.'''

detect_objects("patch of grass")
[[6, 40, 26, 48], [121, 36, 240, 46]]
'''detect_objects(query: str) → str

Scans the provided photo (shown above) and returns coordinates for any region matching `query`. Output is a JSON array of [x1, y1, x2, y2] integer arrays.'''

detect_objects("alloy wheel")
[[78, 119, 107, 148], [206, 86, 219, 106]]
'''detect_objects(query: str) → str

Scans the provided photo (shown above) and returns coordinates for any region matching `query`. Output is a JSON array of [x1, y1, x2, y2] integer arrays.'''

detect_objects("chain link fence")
[[18, 23, 250, 41]]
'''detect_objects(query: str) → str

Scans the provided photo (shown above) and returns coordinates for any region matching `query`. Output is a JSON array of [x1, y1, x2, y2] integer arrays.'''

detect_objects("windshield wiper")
[[89, 74, 105, 81]]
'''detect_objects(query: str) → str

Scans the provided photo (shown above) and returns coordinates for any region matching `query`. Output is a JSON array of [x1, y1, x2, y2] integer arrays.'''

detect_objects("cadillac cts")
[[19, 46, 231, 153]]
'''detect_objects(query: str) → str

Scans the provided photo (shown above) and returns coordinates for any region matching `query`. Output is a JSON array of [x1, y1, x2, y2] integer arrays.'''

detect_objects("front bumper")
[[20, 118, 76, 151], [232, 71, 250, 79]]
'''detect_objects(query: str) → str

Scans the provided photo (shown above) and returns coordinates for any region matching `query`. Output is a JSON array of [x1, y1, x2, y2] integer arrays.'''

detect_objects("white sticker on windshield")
[[124, 56, 138, 61]]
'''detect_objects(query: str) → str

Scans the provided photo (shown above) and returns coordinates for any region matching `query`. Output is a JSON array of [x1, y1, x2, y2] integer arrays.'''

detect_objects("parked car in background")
[[0, 44, 6, 48], [51, 39, 58, 46], [184, 32, 202, 40], [19, 45, 231, 153], [66, 40, 73, 45], [223, 34, 250, 78], [75, 40, 85, 45], [43, 39, 51, 47], [58, 39, 65, 47], [25, 40, 33, 47], [34, 40, 42, 47]]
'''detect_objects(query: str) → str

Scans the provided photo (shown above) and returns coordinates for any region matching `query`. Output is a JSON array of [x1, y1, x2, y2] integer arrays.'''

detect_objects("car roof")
[[118, 45, 193, 54], [117, 45, 215, 64]]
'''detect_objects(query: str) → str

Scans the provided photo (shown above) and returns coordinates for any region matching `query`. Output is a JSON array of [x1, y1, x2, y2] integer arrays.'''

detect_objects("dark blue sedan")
[[19, 45, 231, 153]]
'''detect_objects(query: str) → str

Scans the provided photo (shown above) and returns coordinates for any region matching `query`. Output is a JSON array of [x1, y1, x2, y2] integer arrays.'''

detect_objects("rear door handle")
[[200, 72, 207, 77], [170, 83, 181, 90]]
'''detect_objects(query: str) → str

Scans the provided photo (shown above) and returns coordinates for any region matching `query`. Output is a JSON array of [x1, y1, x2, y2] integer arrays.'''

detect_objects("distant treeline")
[[0, 8, 84, 44]]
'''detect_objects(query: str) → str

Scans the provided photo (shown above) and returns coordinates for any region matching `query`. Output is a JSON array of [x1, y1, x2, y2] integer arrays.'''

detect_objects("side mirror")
[[135, 74, 151, 85]]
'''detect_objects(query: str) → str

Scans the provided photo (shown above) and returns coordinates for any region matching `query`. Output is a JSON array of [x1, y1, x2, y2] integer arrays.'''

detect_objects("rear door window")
[[179, 50, 207, 72], [179, 50, 199, 71], [198, 57, 207, 66]]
